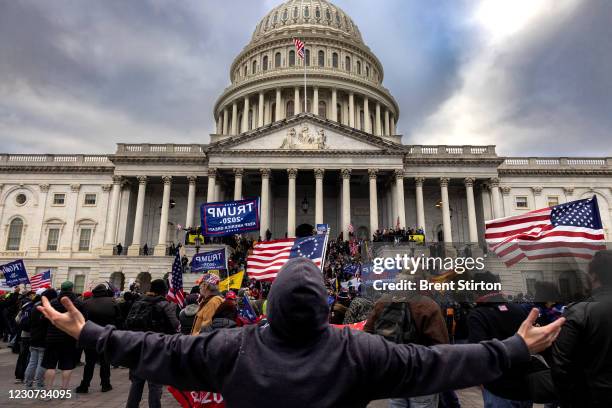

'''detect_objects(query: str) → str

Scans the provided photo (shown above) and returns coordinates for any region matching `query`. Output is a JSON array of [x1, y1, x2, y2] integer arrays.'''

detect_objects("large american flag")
[[167, 251, 185, 307], [30, 270, 51, 291], [293, 38, 305, 59], [485, 196, 606, 266], [247, 234, 328, 281]]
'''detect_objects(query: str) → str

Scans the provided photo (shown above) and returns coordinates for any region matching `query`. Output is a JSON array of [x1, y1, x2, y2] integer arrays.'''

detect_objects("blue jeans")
[[24, 346, 45, 388], [389, 394, 439, 408], [482, 388, 533, 408]]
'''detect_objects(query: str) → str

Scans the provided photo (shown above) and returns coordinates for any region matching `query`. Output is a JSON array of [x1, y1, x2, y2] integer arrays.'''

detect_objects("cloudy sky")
[[0, 0, 610, 156]]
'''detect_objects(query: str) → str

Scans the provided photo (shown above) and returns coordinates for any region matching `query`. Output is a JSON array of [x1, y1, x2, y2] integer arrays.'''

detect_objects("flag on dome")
[[485, 196, 606, 266], [293, 38, 305, 59]]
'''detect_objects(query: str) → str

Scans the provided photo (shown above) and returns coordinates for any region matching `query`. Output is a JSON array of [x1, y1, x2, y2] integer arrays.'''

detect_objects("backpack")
[[124, 299, 168, 333], [17, 302, 34, 332], [374, 301, 416, 344]]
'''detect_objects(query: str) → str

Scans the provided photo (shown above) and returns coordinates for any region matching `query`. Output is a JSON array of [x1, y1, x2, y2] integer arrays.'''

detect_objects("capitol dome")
[[213, 0, 400, 142]]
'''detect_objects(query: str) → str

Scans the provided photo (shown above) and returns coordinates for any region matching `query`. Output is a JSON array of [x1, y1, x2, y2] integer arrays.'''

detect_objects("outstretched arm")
[[38, 296, 239, 391]]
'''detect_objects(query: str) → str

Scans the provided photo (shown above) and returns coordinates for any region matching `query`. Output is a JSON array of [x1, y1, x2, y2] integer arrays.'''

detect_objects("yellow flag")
[[218, 271, 245, 291]]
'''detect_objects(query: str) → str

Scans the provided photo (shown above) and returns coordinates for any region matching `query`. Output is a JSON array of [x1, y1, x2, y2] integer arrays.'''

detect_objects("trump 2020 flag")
[[0, 260, 30, 287], [247, 234, 328, 281], [485, 196, 606, 266]]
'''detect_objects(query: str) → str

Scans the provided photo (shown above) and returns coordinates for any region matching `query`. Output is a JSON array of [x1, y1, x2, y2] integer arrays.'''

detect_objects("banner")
[[167, 387, 224, 408], [201, 198, 259, 236], [186, 233, 205, 245], [0, 260, 29, 287], [343, 263, 360, 276], [316, 224, 329, 235], [218, 271, 244, 291], [191, 249, 226, 273], [408, 234, 425, 243]]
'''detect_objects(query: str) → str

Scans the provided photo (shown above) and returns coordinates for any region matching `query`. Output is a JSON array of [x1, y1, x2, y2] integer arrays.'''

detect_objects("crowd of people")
[[2, 231, 611, 407]]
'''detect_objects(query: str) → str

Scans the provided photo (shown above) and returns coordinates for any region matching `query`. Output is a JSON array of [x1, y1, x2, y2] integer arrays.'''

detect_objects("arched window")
[[315, 7, 321, 19], [336, 103, 342, 123], [318, 101, 327, 119], [356, 61, 362, 75], [263, 55, 268, 71], [345, 56, 351, 72], [318, 50, 325, 67], [271, 103, 276, 122], [366, 65, 370, 77], [304, 6, 309, 18], [286, 100, 295, 117], [282, 9, 288, 21], [6, 218, 23, 250], [243, 65, 247, 77], [332, 52, 338, 68], [273, 12, 278, 23], [289, 50, 295, 67], [326, 9, 331, 21], [305, 49, 310, 66], [252, 60, 257, 74], [275, 52, 281, 68], [293, 7, 298, 18]]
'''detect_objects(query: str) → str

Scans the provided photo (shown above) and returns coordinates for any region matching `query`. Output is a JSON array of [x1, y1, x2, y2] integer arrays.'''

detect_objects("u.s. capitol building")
[[1, 0, 610, 294]]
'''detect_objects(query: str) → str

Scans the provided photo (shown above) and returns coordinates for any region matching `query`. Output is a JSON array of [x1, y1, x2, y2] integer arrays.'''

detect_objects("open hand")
[[517, 308, 565, 354], [37, 296, 86, 340]]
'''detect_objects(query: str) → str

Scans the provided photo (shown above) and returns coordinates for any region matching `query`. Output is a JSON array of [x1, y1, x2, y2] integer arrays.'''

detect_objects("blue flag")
[[240, 295, 258, 322], [191, 248, 226, 273], [1, 260, 29, 287], [201, 198, 259, 237]]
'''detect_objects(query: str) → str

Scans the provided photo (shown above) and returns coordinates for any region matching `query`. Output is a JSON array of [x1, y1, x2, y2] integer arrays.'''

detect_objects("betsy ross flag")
[[293, 38, 305, 59], [247, 234, 328, 281], [30, 270, 51, 290], [485, 196, 606, 266], [167, 251, 185, 307]]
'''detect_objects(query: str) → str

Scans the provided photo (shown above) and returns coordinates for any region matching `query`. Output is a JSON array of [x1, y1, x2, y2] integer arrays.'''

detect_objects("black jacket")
[[552, 288, 612, 408], [29, 300, 48, 348], [79, 257, 529, 408], [132, 295, 180, 335], [200, 317, 238, 334], [46, 292, 85, 345], [179, 304, 198, 335], [84, 288, 121, 328]]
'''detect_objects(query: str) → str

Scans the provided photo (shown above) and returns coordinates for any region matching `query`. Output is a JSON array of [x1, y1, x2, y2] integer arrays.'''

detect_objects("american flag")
[[247, 234, 328, 281], [30, 270, 51, 291], [167, 251, 185, 307], [293, 38, 305, 59], [348, 223, 354, 235], [485, 196, 606, 266]]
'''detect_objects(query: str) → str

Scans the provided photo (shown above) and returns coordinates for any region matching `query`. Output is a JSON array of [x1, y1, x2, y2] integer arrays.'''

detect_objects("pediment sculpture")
[[280, 125, 327, 150]]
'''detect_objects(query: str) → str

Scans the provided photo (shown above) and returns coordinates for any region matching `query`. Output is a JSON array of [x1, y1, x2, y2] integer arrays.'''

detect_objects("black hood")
[[266, 257, 329, 343]]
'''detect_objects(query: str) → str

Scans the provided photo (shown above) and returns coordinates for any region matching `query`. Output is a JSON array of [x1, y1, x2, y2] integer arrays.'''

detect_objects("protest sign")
[[201, 198, 259, 236], [0, 260, 29, 287], [316, 224, 329, 235], [191, 248, 226, 273]]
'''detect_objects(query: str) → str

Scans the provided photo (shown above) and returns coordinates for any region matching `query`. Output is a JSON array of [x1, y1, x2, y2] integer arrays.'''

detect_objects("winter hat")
[[200, 273, 220, 287], [225, 291, 237, 300], [42, 288, 58, 301], [60, 281, 74, 292], [150, 279, 168, 296], [82, 291, 93, 299]]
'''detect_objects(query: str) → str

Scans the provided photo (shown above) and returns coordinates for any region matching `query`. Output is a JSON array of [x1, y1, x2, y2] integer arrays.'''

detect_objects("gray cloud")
[[0, 0, 610, 156]]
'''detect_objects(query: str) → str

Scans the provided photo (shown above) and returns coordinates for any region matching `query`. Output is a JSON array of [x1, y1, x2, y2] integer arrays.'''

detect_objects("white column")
[[294, 87, 301, 115], [390, 116, 396, 135], [331, 88, 337, 122], [465, 177, 478, 244], [348, 92, 355, 128], [206, 168, 216, 202], [233, 168, 243, 200], [128, 176, 147, 255], [440, 177, 452, 244], [186, 176, 197, 228], [258, 92, 265, 127], [490, 177, 502, 219], [341, 168, 351, 239], [532, 186, 544, 209], [222, 108, 229, 135], [260, 168, 271, 238], [287, 168, 298, 237], [312, 87, 318, 115], [104, 175, 122, 247], [375, 102, 382, 136], [231, 101, 238, 135], [264, 98, 271, 125], [342, 99, 349, 126], [356, 105, 362, 130], [275, 88, 282, 121], [216, 116, 222, 134], [391, 179, 398, 226], [368, 169, 378, 238], [242, 97, 250, 133], [154, 176, 172, 256], [251, 104, 257, 130], [314, 169, 324, 225], [415, 177, 426, 234], [384, 109, 390, 136], [364, 96, 371, 133], [395, 170, 406, 229]]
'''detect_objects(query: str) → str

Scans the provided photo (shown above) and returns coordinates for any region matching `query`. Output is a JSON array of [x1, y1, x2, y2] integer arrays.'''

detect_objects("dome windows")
[[282, 9, 288, 21], [305, 49, 310, 66], [273, 12, 278, 24], [275, 52, 281, 68], [15, 193, 27, 205], [318, 50, 325, 67], [332, 52, 339, 68], [252, 60, 257, 74], [315, 7, 321, 19], [293, 7, 298, 19], [263, 55, 268, 71], [325, 9, 331, 21], [357, 61, 362, 75], [318, 101, 327, 119], [289, 50, 295, 67], [345, 56, 351, 72], [304, 6, 309, 18], [286, 100, 295, 117]]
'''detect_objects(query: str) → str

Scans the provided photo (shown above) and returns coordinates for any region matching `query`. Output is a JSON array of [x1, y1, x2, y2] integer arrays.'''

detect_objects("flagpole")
[[304, 38, 307, 114]]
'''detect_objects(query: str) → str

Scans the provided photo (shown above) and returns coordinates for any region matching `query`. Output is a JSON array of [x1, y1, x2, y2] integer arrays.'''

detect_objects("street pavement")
[[0, 343, 540, 407]]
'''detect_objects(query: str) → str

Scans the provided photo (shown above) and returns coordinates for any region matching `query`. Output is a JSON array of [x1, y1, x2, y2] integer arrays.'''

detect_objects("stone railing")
[[116, 144, 205, 154], [0, 154, 111, 165], [502, 157, 612, 167], [406, 145, 497, 157]]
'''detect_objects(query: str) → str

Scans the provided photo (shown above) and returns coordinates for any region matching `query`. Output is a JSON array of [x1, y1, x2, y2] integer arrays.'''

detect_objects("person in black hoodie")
[[76, 283, 121, 394], [41, 281, 85, 390], [39, 258, 564, 408], [24, 288, 55, 389], [179, 294, 199, 335]]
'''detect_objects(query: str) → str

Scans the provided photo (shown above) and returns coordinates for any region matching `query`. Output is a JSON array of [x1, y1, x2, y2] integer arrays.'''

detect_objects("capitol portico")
[[1, 0, 611, 295]]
